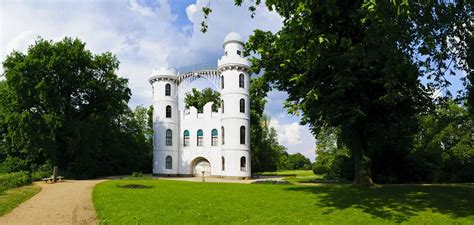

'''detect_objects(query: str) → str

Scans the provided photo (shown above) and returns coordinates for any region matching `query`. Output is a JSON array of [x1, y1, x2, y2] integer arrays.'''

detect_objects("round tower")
[[218, 32, 251, 179], [149, 68, 179, 176]]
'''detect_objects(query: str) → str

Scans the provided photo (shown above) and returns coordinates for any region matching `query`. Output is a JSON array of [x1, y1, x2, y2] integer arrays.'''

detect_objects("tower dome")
[[223, 32, 243, 47]]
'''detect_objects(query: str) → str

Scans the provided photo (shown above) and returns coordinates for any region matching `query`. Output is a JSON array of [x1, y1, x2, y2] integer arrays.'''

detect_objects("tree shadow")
[[284, 184, 474, 223]]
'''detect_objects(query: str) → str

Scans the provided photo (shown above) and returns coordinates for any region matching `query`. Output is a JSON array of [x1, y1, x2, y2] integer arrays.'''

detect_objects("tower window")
[[221, 76, 224, 89], [240, 156, 246, 171], [166, 156, 172, 169], [166, 129, 172, 146], [240, 99, 245, 113], [240, 126, 245, 145], [221, 126, 225, 145], [183, 130, 190, 146], [221, 100, 224, 113], [197, 129, 203, 146], [222, 157, 225, 171], [165, 83, 171, 96], [166, 105, 172, 118], [211, 129, 218, 146], [237, 50, 242, 56], [239, 74, 244, 88]]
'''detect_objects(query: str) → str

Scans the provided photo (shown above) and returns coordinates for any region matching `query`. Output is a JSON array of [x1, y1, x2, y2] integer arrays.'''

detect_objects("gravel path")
[[0, 179, 105, 225]]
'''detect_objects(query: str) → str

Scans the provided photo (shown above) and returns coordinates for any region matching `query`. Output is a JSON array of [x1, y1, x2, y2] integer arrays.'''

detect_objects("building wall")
[[150, 33, 251, 179]]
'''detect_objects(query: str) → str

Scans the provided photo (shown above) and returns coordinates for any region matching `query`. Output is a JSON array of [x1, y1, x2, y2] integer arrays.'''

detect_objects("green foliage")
[[313, 128, 351, 179], [0, 185, 41, 216], [315, 101, 474, 183], [249, 77, 288, 172], [0, 171, 31, 192], [94, 179, 474, 224], [201, 0, 472, 186], [0, 37, 151, 178], [410, 101, 474, 182], [278, 153, 312, 171], [184, 88, 220, 112]]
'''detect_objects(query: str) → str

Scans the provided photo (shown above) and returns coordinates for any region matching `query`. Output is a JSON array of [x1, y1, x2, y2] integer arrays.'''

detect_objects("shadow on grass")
[[284, 184, 474, 223]]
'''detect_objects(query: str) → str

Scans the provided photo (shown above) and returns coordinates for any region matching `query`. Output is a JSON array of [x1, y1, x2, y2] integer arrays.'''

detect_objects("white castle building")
[[149, 32, 251, 179]]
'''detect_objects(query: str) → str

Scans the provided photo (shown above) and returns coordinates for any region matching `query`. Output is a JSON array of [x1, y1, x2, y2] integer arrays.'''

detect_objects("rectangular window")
[[184, 137, 189, 146], [237, 50, 242, 56], [197, 137, 203, 146], [212, 137, 218, 146]]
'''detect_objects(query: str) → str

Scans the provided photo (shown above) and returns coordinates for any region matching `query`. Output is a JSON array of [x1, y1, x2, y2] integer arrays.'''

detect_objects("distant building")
[[149, 32, 251, 179]]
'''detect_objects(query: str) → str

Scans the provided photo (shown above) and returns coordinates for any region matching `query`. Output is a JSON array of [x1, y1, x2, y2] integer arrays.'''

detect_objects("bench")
[[42, 176, 64, 183]]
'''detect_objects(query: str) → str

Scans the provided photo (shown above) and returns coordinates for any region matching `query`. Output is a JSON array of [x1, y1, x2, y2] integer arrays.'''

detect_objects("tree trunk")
[[348, 126, 375, 187], [353, 146, 374, 187]]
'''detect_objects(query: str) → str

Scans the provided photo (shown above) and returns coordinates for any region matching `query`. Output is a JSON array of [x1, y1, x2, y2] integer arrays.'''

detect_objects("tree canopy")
[[0, 38, 151, 177], [184, 88, 221, 112], [203, 0, 472, 186]]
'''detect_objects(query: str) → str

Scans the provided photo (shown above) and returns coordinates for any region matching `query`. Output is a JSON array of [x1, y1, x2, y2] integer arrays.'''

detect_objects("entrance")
[[192, 158, 211, 177]]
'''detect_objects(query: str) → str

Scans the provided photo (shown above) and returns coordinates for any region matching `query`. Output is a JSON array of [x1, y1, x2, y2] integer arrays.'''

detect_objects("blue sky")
[[0, 0, 317, 160]]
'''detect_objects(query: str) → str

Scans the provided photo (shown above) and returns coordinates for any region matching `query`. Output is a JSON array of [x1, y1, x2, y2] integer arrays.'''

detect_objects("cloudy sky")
[[1, 0, 316, 160]]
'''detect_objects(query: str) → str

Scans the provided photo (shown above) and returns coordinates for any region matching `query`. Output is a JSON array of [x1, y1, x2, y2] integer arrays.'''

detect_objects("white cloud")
[[269, 119, 302, 145], [269, 118, 316, 161]]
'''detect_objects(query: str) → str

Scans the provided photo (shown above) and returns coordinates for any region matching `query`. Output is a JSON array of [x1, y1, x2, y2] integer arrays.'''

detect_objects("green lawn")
[[258, 170, 316, 177], [258, 170, 348, 184], [0, 185, 41, 216], [93, 179, 474, 224]]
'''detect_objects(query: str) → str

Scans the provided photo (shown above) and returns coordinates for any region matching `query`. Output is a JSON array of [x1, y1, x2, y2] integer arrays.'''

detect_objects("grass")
[[258, 170, 316, 177], [258, 170, 349, 184], [93, 179, 474, 224], [0, 185, 41, 216]]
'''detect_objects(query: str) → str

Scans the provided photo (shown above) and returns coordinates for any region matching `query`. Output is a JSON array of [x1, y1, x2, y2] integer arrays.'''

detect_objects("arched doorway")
[[191, 157, 211, 177]]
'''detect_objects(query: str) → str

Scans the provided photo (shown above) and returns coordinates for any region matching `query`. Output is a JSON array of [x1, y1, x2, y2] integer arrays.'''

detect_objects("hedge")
[[0, 171, 31, 192]]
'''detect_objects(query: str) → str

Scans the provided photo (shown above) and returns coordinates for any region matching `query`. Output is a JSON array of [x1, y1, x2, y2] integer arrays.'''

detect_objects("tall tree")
[[203, 0, 472, 186], [1, 37, 149, 177]]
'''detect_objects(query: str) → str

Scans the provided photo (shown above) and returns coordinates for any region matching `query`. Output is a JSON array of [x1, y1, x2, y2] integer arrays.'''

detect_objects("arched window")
[[166, 129, 172, 146], [240, 98, 245, 113], [183, 130, 189, 146], [221, 126, 225, 145], [197, 129, 203, 146], [211, 129, 218, 146], [221, 76, 224, 89], [240, 156, 246, 171], [166, 105, 172, 118], [222, 157, 225, 171], [166, 156, 172, 169], [240, 126, 246, 145], [165, 83, 171, 96], [221, 100, 224, 113], [239, 74, 245, 88]]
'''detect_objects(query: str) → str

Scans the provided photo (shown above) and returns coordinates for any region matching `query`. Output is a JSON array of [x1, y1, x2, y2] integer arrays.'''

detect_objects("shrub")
[[31, 164, 52, 181], [132, 171, 143, 178], [313, 164, 329, 175], [0, 171, 31, 192]]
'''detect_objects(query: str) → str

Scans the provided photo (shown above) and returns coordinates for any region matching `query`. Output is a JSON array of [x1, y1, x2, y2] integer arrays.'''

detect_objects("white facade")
[[149, 32, 251, 179]]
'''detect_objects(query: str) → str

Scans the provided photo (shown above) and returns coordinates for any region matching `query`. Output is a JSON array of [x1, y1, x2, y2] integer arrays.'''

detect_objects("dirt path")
[[0, 179, 105, 225]]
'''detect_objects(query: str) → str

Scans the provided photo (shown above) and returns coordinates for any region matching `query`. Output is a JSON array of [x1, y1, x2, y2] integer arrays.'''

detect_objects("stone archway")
[[191, 157, 211, 177]]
